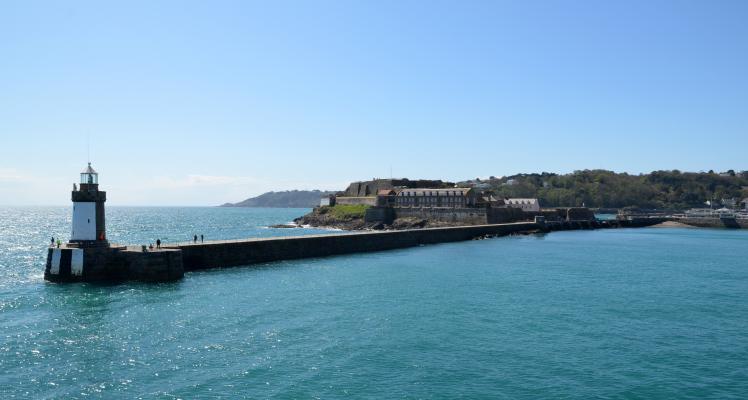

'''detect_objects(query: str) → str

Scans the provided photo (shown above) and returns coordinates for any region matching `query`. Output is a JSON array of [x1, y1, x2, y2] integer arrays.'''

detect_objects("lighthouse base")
[[44, 244, 183, 283]]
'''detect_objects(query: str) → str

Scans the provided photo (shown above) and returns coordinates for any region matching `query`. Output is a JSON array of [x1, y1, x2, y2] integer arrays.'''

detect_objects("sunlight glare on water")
[[1, 206, 747, 399]]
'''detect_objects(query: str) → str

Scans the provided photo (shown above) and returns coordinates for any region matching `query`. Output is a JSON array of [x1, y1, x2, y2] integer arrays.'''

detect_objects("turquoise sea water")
[[1, 207, 747, 399]]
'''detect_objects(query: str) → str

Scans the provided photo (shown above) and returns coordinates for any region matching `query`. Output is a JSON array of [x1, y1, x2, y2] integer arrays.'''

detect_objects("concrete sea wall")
[[45, 246, 184, 283], [487, 207, 528, 223], [678, 217, 748, 229], [122, 248, 184, 281], [174, 222, 539, 271]]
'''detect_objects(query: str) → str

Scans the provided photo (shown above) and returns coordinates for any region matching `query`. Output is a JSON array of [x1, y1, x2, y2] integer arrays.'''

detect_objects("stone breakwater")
[[177, 222, 540, 271], [676, 217, 748, 229], [45, 218, 664, 283]]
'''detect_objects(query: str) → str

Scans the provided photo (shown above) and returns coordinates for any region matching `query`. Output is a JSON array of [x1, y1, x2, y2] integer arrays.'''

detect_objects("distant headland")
[[221, 190, 336, 208]]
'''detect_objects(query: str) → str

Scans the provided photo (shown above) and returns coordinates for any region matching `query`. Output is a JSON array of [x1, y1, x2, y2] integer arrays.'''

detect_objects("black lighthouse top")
[[73, 163, 106, 202]]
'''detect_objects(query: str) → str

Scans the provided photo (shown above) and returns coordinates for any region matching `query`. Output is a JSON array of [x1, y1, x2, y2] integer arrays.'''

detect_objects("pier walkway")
[[165, 222, 541, 271]]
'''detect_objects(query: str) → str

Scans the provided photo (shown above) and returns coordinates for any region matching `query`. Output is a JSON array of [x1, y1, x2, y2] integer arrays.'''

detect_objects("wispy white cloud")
[[150, 174, 261, 189], [0, 168, 32, 182], [0, 168, 71, 205]]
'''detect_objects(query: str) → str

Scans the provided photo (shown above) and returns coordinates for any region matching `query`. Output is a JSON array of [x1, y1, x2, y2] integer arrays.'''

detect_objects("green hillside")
[[468, 170, 748, 209]]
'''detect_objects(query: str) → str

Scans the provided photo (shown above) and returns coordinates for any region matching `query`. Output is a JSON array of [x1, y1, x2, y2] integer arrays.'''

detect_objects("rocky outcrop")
[[294, 207, 369, 230]]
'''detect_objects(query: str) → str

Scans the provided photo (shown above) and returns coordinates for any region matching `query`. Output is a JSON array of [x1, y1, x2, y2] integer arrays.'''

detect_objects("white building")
[[320, 195, 335, 207], [504, 198, 540, 212], [395, 188, 478, 208]]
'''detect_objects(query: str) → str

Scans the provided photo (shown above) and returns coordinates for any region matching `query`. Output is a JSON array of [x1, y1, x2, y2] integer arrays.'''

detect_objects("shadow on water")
[[42, 279, 186, 315]]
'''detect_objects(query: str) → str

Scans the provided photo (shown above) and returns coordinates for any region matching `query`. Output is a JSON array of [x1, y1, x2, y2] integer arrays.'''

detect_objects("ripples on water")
[[1, 207, 747, 398]]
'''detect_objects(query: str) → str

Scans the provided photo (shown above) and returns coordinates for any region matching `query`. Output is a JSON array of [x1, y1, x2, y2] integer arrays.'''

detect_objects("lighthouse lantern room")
[[71, 163, 107, 245]]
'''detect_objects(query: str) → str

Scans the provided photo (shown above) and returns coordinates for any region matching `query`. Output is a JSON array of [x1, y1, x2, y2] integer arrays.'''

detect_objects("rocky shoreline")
[[292, 207, 369, 230], [291, 207, 491, 231]]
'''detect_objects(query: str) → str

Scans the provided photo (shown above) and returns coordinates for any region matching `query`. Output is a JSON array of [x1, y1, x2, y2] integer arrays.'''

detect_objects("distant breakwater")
[[675, 216, 748, 229]]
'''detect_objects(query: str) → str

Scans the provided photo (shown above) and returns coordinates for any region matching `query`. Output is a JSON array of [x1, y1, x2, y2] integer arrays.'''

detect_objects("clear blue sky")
[[1, 1, 746, 205]]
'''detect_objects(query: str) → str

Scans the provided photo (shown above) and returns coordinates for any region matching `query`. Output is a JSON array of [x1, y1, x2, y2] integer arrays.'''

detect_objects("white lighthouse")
[[70, 163, 107, 245]]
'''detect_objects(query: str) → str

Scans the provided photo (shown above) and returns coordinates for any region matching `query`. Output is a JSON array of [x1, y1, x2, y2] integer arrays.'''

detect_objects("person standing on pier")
[[193, 234, 197, 243], [50, 237, 55, 247], [156, 239, 161, 249], [200, 234, 204, 243]]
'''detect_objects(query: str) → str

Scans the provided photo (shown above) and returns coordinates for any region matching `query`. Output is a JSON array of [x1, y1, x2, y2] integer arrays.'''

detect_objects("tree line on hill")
[[467, 170, 748, 210]]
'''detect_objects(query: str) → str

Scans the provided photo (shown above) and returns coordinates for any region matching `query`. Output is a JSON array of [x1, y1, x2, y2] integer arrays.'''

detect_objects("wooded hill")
[[467, 170, 748, 210]]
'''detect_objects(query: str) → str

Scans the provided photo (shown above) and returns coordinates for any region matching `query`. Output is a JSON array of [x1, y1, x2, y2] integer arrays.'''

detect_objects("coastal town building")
[[503, 198, 540, 212], [481, 195, 506, 208], [394, 188, 477, 208], [721, 198, 737, 209], [685, 208, 736, 218]]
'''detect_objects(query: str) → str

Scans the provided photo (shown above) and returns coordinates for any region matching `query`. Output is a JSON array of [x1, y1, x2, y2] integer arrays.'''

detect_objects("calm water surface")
[[1, 207, 747, 399]]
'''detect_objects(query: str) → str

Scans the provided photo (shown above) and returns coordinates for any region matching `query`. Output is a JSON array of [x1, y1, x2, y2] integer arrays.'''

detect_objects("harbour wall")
[[174, 222, 539, 271], [677, 217, 748, 229], [45, 246, 183, 283], [175, 217, 665, 272]]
